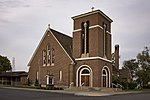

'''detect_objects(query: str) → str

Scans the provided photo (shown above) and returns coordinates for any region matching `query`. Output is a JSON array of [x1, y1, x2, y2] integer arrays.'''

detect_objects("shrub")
[[128, 82, 137, 89]]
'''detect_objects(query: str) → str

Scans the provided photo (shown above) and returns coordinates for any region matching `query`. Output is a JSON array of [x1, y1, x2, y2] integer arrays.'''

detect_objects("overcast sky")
[[0, 0, 150, 71]]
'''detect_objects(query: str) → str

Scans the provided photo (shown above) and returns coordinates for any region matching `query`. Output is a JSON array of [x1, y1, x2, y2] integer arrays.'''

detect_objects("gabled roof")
[[50, 29, 74, 61], [28, 27, 74, 66], [0, 71, 28, 77]]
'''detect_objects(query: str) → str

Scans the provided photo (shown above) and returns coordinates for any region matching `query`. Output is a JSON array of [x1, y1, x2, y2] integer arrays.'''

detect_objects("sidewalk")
[[0, 86, 149, 97]]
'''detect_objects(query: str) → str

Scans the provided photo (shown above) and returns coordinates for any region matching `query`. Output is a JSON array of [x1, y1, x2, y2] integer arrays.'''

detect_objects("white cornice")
[[73, 28, 81, 33], [73, 25, 111, 35], [75, 56, 112, 63], [72, 10, 113, 23]]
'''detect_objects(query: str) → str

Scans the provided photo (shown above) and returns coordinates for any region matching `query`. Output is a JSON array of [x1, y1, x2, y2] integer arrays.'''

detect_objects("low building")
[[0, 71, 28, 85]]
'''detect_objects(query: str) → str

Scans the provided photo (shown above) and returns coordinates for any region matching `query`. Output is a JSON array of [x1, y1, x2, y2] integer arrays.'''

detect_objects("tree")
[[136, 47, 150, 88], [122, 47, 150, 89], [123, 59, 138, 81], [0, 55, 12, 73]]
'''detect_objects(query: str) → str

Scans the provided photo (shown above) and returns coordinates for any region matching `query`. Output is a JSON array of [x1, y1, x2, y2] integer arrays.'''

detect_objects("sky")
[[0, 0, 150, 71]]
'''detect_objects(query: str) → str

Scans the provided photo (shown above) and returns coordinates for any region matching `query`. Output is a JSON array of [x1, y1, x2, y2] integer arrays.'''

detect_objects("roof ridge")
[[50, 28, 72, 39]]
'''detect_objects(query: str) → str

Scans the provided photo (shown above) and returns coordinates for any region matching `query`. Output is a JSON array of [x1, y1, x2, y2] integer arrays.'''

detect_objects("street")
[[0, 87, 150, 100]]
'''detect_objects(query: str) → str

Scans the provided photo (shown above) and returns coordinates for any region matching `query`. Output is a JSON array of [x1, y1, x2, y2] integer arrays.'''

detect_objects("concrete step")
[[65, 87, 90, 91], [65, 87, 122, 92]]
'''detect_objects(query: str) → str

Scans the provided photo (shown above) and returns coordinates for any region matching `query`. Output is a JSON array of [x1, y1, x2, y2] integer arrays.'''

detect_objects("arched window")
[[81, 22, 85, 53], [81, 69, 90, 74], [51, 48, 55, 66], [102, 67, 110, 87], [42, 50, 46, 66], [103, 23, 107, 58], [47, 43, 51, 66]]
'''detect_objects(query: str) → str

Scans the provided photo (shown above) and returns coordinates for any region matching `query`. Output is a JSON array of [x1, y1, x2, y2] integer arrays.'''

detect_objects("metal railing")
[[112, 83, 123, 91]]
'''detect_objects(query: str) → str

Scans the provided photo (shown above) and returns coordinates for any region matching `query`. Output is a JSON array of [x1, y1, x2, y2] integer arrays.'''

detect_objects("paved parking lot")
[[0, 87, 150, 100]]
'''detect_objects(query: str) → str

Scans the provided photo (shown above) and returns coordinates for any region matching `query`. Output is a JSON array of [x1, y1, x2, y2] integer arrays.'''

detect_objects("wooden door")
[[81, 75, 89, 86]]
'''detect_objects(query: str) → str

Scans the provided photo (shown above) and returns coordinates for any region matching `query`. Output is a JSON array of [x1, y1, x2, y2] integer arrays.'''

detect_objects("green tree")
[[0, 55, 12, 73], [136, 47, 150, 88], [123, 59, 138, 81], [122, 47, 150, 89]]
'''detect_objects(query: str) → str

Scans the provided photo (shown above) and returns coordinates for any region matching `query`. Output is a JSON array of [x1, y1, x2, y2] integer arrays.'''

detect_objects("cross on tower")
[[91, 7, 94, 11]]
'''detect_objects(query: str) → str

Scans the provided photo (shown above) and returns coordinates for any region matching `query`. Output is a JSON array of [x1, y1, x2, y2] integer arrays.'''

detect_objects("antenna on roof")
[[91, 7, 94, 11], [12, 57, 15, 71]]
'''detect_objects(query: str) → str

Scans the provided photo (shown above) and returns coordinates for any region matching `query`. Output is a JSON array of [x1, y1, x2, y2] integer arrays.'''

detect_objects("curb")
[[74, 92, 112, 96]]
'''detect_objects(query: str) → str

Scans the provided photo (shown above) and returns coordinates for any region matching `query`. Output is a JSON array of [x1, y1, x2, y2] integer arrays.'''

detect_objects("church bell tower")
[[72, 10, 113, 87], [72, 10, 113, 60]]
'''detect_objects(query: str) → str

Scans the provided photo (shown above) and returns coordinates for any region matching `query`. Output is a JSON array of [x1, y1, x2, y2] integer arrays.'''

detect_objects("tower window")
[[103, 23, 107, 58], [81, 21, 89, 55], [86, 21, 89, 53], [81, 22, 85, 53]]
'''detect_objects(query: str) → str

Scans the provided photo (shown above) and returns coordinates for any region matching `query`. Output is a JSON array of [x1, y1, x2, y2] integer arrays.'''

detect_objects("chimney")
[[115, 45, 119, 71]]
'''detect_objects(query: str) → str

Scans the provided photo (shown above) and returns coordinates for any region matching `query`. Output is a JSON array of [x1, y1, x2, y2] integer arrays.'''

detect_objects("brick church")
[[28, 9, 118, 88]]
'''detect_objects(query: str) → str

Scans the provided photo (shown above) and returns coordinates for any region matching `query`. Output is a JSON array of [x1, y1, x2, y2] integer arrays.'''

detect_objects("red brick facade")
[[28, 10, 113, 88]]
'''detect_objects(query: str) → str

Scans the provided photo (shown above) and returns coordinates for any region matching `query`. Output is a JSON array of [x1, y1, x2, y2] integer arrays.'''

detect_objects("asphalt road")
[[0, 87, 150, 100]]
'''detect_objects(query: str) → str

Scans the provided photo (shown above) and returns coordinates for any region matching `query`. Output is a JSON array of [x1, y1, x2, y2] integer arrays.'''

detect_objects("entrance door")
[[81, 75, 89, 86], [80, 68, 90, 87]]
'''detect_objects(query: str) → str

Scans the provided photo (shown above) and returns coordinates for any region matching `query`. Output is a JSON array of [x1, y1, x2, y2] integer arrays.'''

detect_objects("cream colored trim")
[[76, 65, 93, 87], [89, 25, 103, 30], [73, 29, 81, 32], [75, 57, 112, 63], [73, 25, 111, 35], [72, 10, 113, 22], [28, 28, 50, 66], [59, 70, 62, 81], [72, 10, 99, 19], [49, 29, 74, 63], [106, 31, 111, 34]]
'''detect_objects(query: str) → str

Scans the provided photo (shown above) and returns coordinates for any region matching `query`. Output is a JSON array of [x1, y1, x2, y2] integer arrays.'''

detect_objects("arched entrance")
[[101, 66, 110, 87], [80, 68, 90, 86], [76, 65, 93, 87]]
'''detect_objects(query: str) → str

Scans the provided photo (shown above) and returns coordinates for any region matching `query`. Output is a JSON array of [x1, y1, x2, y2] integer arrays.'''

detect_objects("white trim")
[[101, 66, 111, 87], [36, 71, 39, 80], [75, 56, 112, 63], [49, 29, 74, 63], [89, 25, 103, 30], [73, 25, 111, 35], [73, 29, 81, 32], [28, 29, 49, 66], [72, 10, 113, 22], [106, 31, 111, 34], [59, 70, 62, 81], [76, 65, 93, 87]]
